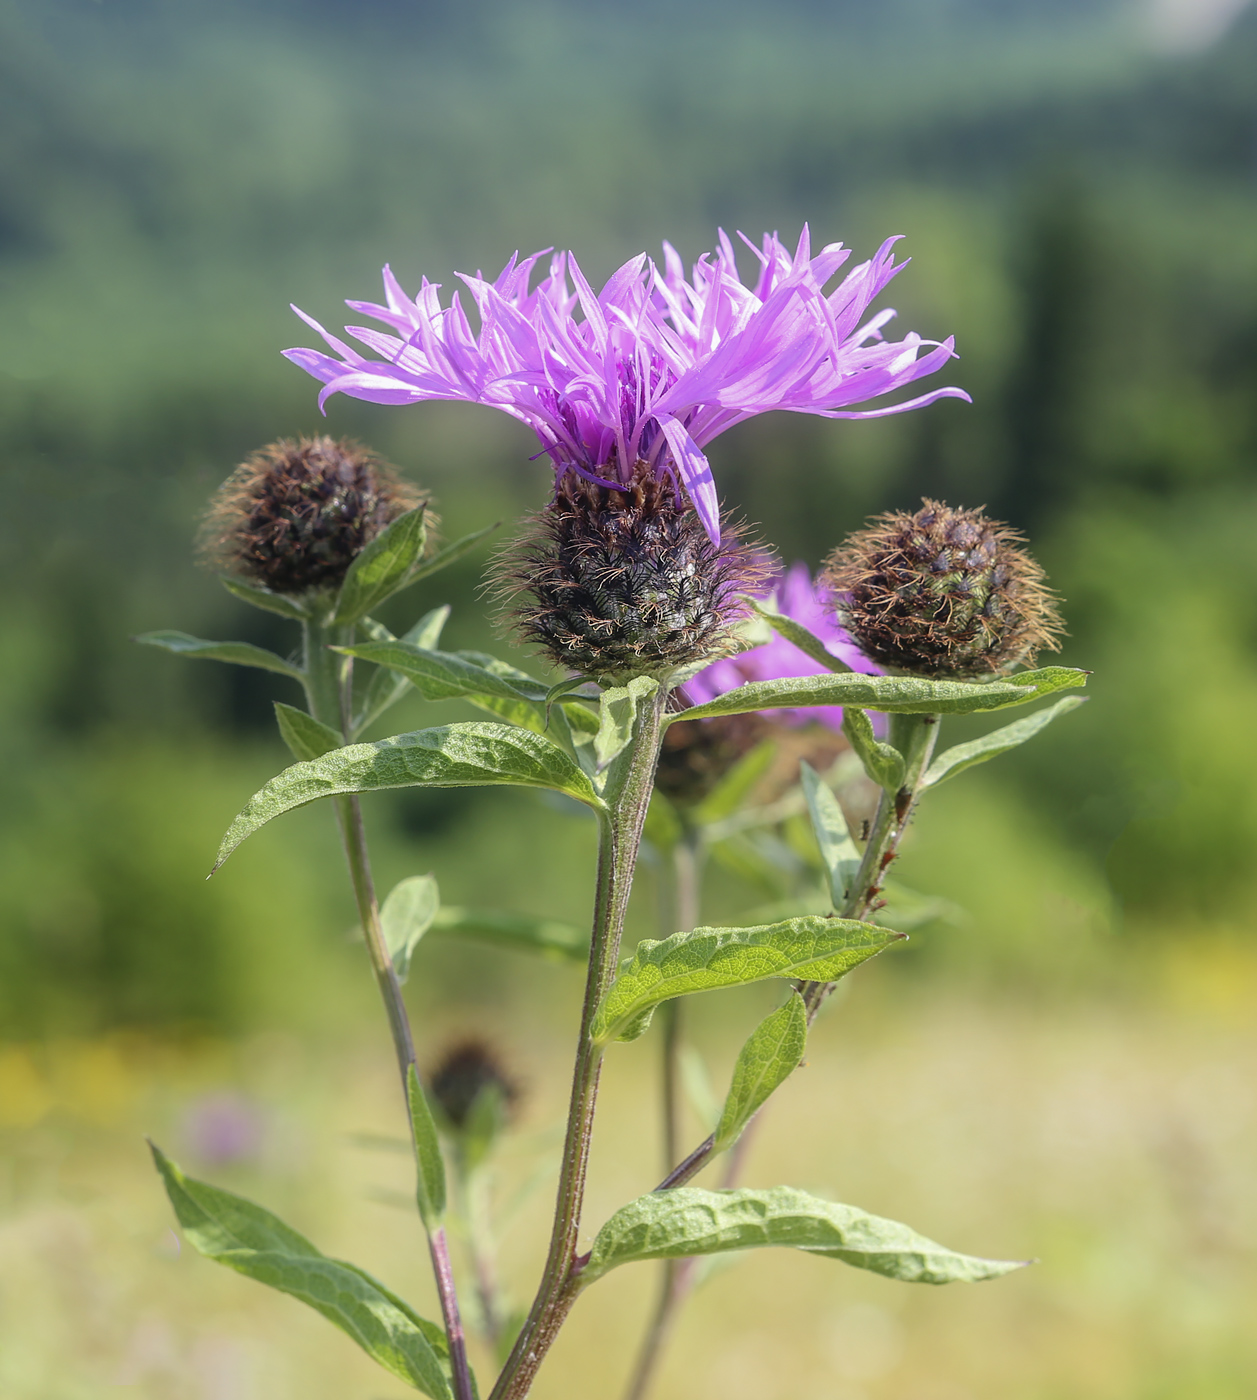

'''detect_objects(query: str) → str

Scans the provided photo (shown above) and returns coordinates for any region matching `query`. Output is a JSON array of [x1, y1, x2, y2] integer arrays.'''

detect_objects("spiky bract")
[[200, 435, 425, 596], [824, 499, 1063, 677], [499, 463, 768, 684]]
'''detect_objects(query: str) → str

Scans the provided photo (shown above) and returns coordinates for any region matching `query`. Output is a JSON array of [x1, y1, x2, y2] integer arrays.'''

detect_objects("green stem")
[[488, 686, 669, 1400], [303, 613, 474, 1400]]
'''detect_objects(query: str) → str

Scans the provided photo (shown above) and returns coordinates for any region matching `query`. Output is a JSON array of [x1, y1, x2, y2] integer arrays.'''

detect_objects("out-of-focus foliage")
[[2, 0, 1255, 1029]]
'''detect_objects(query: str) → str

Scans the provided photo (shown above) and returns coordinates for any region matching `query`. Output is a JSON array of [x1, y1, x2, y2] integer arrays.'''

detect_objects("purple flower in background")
[[181, 1092, 265, 1166], [681, 561, 879, 730], [285, 229, 968, 542]]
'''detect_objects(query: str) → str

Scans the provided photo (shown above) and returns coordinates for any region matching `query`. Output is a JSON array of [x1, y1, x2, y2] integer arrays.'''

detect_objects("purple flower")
[[285, 229, 968, 542], [681, 561, 878, 730]]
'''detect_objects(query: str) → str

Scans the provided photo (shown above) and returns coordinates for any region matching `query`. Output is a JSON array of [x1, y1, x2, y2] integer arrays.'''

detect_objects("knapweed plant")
[[139, 230, 1088, 1400]]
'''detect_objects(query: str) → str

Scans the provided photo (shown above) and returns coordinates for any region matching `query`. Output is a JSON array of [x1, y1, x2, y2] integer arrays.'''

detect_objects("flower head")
[[824, 499, 1064, 677], [285, 229, 968, 542], [199, 435, 425, 597]]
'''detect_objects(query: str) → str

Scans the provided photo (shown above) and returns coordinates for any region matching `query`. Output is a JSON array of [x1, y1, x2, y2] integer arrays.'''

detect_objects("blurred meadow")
[[2, 0, 1257, 1396]]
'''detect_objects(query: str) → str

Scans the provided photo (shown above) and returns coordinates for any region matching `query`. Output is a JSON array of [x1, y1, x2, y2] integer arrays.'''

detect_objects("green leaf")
[[595, 677, 659, 772], [923, 695, 1088, 789], [799, 761, 862, 909], [150, 1143, 452, 1399], [841, 708, 905, 791], [405, 521, 499, 584], [692, 738, 778, 826], [712, 993, 807, 1152], [352, 606, 451, 738], [579, 1185, 1027, 1288], [274, 702, 342, 761], [332, 505, 429, 624], [381, 875, 441, 983], [214, 722, 604, 871], [643, 789, 684, 853], [338, 642, 537, 708], [591, 915, 899, 1045], [428, 906, 587, 961], [670, 667, 1088, 721], [135, 630, 304, 682], [406, 1066, 447, 1228], [749, 598, 850, 673], [220, 574, 308, 620]]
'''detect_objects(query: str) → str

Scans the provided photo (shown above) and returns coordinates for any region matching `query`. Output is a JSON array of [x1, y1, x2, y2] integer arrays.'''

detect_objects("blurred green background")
[[2, 1, 1256, 1397]]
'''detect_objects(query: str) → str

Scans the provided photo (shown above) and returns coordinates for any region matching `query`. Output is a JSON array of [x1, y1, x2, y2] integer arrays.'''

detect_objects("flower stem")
[[489, 686, 669, 1400], [303, 614, 475, 1400]]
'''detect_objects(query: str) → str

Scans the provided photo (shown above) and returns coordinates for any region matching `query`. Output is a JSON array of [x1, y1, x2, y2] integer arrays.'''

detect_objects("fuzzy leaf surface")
[[135, 631, 303, 681], [923, 696, 1087, 788], [214, 723, 602, 870], [595, 677, 659, 771], [406, 1066, 447, 1228], [332, 505, 428, 624], [220, 575, 308, 620], [352, 607, 451, 737], [592, 916, 897, 1044], [274, 703, 342, 761], [842, 707, 905, 790], [150, 1144, 452, 1398], [381, 875, 441, 983], [671, 668, 1087, 721], [749, 599, 851, 673], [799, 760, 862, 908], [580, 1185, 1026, 1287], [428, 907, 588, 961], [713, 993, 807, 1152]]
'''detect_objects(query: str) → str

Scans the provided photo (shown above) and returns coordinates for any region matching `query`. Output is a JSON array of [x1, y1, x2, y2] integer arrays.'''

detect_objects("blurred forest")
[[2, 0, 1256, 1035]]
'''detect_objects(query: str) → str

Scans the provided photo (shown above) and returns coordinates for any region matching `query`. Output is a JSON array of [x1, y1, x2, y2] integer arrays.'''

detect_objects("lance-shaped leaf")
[[428, 907, 588, 961], [595, 677, 659, 771], [713, 993, 808, 1153], [405, 521, 499, 584], [923, 695, 1087, 789], [332, 505, 428, 624], [591, 916, 898, 1045], [799, 761, 862, 908], [352, 606, 451, 738], [842, 707, 905, 791], [275, 703, 342, 761], [670, 667, 1087, 721], [749, 598, 850, 673], [220, 574, 308, 620], [579, 1185, 1027, 1287], [214, 722, 604, 871], [382, 875, 441, 983], [150, 1144, 452, 1399], [692, 738, 778, 827], [406, 1066, 447, 1229], [135, 630, 304, 682], [339, 642, 534, 708]]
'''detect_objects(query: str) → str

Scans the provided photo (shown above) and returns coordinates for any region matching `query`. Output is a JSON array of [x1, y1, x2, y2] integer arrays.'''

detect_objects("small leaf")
[[713, 993, 807, 1153], [670, 668, 1088, 721], [692, 739, 778, 826], [406, 1066, 447, 1228], [332, 505, 429, 624], [841, 708, 905, 791], [428, 907, 587, 961], [274, 703, 343, 761], [135, 631, 304, 681], [595, 677, 659, 772], [579, 1185, 1027, 1287], [352, 606, 451, 738], [799, 761, 862, 909], [592, 915, 898, 1045], [405, 521, 499, 585], [339, 642, 537, 707], [150, 1143, 452, 1399], [381, 875, 441, 984], [220, 575, 308, 620], [923, 695, 1087, 789], [214, 722, 604, 871], [748, 598, 850, 673]]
